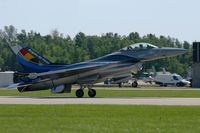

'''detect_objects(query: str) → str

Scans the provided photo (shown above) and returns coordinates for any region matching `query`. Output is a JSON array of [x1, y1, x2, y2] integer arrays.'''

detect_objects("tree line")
[[0, 25, 192, 76]]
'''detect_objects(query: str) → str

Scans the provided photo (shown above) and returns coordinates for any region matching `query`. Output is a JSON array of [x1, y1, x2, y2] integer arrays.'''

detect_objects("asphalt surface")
[[1, 96, 200, 105]]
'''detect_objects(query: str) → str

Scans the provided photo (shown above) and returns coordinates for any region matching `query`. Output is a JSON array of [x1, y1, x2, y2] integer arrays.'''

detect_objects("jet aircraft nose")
[[118, 43, 187, 62], [139, 47, 187, 61], [158, 48, 187, 58]]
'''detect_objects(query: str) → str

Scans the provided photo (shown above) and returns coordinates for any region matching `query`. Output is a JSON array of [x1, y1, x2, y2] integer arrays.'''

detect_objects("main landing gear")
[[131, 81, 138, 88], [76, 85, 96, 98]]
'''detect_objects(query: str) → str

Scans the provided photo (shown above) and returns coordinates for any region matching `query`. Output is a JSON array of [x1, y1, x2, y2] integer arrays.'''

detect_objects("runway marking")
[[1, 96, 200, 105]]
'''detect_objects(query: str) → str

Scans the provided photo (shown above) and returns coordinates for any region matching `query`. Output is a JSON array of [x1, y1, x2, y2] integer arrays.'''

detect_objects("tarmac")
[[1, 96, 200, 105]]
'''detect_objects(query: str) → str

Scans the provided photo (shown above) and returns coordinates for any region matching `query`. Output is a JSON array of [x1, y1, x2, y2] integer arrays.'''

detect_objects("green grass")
[[0, 105, 200, 133], [1, 87, 200, 98]]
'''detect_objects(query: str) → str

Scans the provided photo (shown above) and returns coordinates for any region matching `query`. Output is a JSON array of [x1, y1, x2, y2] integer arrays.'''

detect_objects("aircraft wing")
[[36, 62, 113, 78], [13, 62, 115, 87]]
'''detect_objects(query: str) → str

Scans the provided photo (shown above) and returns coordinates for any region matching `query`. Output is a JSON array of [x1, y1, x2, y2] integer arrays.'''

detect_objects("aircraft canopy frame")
[[120, 43, 158, 51]]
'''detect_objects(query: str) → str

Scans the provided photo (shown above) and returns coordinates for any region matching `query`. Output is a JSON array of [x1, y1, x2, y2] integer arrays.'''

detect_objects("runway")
[[1, 96, 200, 105]]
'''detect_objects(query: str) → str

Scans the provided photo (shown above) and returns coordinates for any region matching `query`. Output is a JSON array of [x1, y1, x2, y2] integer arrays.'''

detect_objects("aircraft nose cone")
[[171, 48, 187, 55], [180, 48, 187, 54], [176, 48, 187, 54], [160, 48, 187, 57]]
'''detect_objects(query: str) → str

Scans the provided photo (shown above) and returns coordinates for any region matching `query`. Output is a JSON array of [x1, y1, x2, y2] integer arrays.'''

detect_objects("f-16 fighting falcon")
[[8, 42, 186, 97]]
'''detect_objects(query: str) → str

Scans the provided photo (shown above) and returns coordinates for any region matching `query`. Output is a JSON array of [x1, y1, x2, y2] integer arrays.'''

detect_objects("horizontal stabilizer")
[[7, 83, 24, 89]]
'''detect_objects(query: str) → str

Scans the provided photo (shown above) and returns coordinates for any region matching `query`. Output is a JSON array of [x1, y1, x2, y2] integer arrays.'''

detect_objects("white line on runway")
[[1, 96, 200, 105]]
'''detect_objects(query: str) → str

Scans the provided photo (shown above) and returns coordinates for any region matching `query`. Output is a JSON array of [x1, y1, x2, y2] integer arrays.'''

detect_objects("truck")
[[154, 72, 190, 87]]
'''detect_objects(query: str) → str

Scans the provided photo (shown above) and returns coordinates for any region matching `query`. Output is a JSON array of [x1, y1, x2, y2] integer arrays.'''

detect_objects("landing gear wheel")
[[17, 86, 27, 92], [118, 83, 122, 88], [88, 89, 96, 98], [76, 89, 84, 98], [132, 81, 138, 88]]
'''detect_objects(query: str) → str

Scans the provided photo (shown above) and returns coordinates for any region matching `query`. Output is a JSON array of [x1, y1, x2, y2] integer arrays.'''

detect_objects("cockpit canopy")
[[120, 43, 158, 51]]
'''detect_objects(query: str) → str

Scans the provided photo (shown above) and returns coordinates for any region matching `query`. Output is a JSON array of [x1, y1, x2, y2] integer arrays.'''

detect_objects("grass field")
[[0, 105, 200, 133], [1, 86, 200, 98], [1, 87, 200, 133]]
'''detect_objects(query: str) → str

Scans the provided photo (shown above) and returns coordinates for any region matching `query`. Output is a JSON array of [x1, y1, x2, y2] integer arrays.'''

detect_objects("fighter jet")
[[8, 42, 186, 97]]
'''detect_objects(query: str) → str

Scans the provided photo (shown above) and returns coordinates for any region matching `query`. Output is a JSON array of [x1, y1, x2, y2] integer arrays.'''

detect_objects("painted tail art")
[[8, 43, 57, 73]]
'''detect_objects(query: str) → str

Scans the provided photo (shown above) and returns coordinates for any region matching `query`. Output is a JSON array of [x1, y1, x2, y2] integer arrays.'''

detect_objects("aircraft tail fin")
[[9, 44, 51, 65], [8, 43, 53, 72], [18, 46, 51, 65], [162, 68, 166, 74]]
